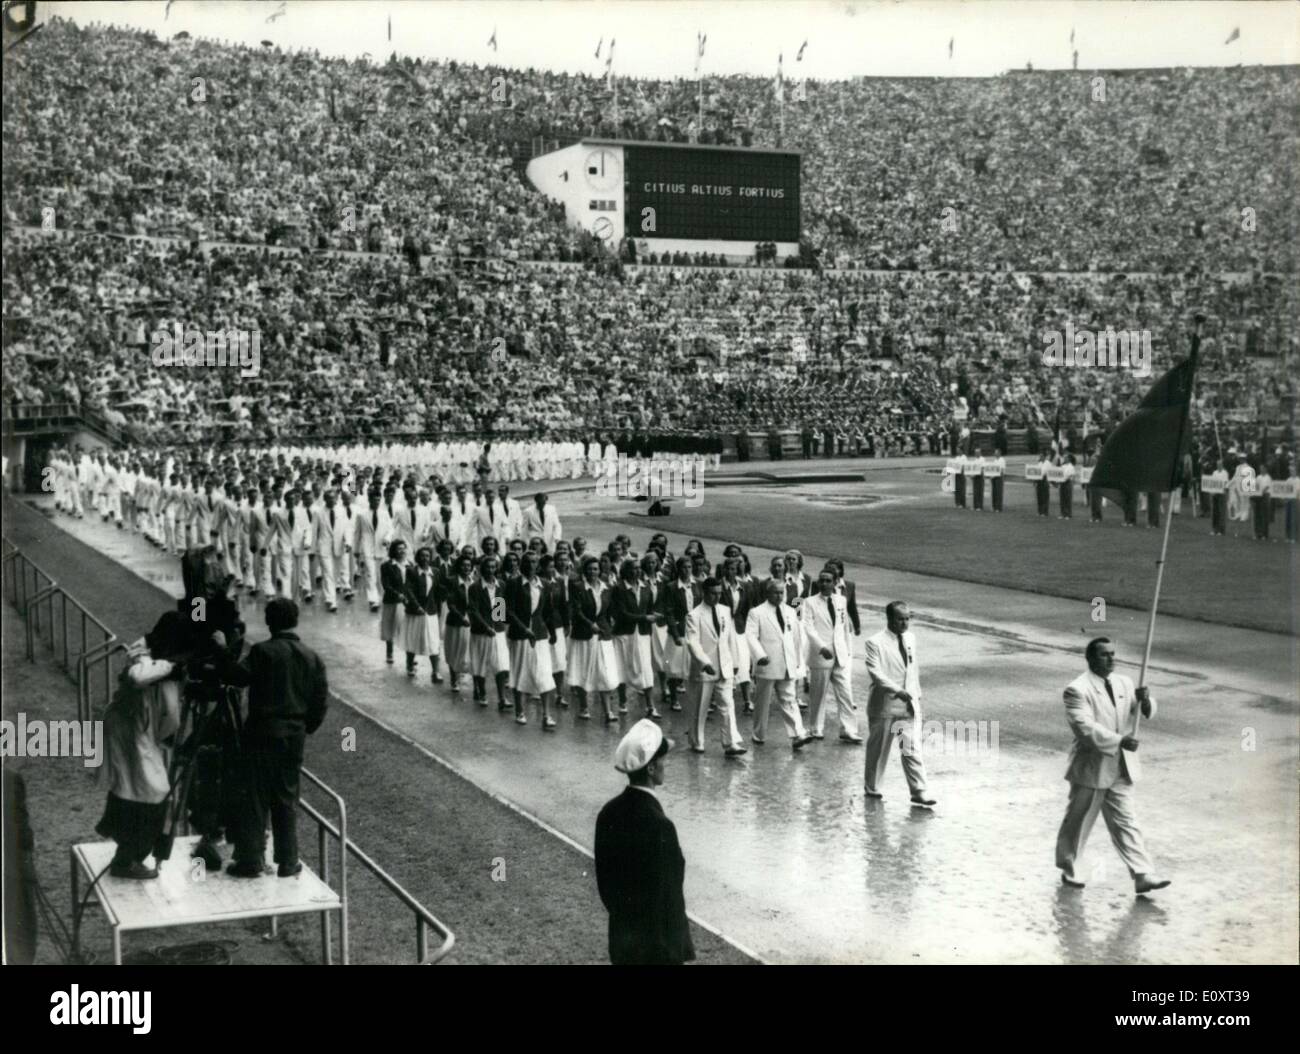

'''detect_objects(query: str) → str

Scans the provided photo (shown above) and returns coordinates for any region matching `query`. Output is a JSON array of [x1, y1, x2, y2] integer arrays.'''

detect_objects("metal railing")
[[2, 538, 119, 720], [2, 536, 455, 964]]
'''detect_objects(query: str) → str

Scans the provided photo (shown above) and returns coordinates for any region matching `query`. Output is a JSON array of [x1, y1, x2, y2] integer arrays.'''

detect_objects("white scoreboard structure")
[[526, 139, 802, 260]]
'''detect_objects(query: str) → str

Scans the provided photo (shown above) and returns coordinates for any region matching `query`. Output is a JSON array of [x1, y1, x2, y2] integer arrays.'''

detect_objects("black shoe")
[[278, 861, 303, 878], [109, 861, 159, 880], [792, 735, 812, 752], [226, 860, 268, 878], [910, 795, 937, 809], [192, 839, 222, 872], [724, 746, 748, 758]]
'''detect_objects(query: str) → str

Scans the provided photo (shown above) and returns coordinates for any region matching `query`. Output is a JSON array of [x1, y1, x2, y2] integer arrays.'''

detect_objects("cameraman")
[[212, 597, 328, 878], [179, 546, 247, 873]]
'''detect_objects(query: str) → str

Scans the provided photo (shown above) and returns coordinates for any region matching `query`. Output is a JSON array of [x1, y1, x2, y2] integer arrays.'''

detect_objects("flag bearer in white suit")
[[863, 602, 936, 806], [287, 490, 315, 602], [685, 579, 748, 757], [336, 490, 359, 601], [801, 570, 862, 742], [745, 580, 813, 751], [1055, 638, 1170, 894], [312, 490, 350, 613], [521, 492, 562, 549]]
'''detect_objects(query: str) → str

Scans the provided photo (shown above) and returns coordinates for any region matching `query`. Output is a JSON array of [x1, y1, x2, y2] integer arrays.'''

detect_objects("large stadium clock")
[[584, 148, 621, 192]]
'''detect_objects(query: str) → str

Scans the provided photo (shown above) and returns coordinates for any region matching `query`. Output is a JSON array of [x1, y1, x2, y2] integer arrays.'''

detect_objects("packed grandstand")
[[3, 17, 1296, 453]]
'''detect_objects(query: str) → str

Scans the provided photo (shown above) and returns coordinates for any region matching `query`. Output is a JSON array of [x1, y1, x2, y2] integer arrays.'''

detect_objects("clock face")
[[592, 216, 615, 241], [584, 148, 621, 191]]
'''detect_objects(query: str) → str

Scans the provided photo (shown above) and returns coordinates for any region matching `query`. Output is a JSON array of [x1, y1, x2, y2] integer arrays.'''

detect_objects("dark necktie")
[[441, 507, 451, 526], [289, 507, 296, 528], [897, 632, 908, 666], [774, 603, 785, 632], [410, 508, 416, 528], [827, 595, 836, 625], [329, 508, 335, 527], [488, 502, 495, 523], [1104, 678, 1116, 706], [711, 605, 720, 635], [372, 510, 378, 529]]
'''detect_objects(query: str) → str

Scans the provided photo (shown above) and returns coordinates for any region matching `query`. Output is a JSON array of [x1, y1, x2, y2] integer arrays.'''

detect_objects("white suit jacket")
[[686, 602, 740, 682], [521, 504, 562, 548], [863, 628, 921, 718], [312, 505, 351, 557], [352, 506, 393, 559], [1063, 671, 1156, 788], [745, 601, 805, 681], [800, 592, 853, 670], [476, 499, 514, 544]]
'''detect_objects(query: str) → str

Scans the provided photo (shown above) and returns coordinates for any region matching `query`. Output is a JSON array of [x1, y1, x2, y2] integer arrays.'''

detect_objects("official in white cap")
[[594, 720, 695, 965]]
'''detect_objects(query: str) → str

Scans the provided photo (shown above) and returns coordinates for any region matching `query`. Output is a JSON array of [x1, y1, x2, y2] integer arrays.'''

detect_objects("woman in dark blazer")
[[440, 552, 475, 693], [505, 553, 558, 728], [611, 560, 659, 720], [402, 546, 443, 684], [379, 539, 410, 666]]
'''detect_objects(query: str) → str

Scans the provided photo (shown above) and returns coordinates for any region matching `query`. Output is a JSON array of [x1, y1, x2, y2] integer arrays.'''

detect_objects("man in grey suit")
[[862, 602, 936, 807], [1056, 638, 1170, 894]]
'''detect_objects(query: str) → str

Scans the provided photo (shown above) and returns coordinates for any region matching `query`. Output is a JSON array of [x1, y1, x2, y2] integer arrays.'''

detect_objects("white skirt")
[[444, 624, 473, 672], [379, 603, 404, 643], [470, 631, 510, 677], [568, 637, 620, 693], [403, 612, 441, 655], [662, 633, 691, 681], [650, 624, 670, 674], [615, 632, 655, 691], [509, 637, 555, 696], [551, 626, 568, 672]]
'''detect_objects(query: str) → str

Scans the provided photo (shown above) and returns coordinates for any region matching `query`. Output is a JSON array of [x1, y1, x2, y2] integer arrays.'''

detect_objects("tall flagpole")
[[1134, 314, 1203, 734]]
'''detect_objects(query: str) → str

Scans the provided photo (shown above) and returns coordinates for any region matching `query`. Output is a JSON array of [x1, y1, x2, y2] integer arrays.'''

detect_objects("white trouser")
[[864, 703, 928, 796], [318, 549, 338, 605], [1055, 778, 1154, 881], [253, 549, 273, 595], [273, 550, 293, 597], [688, 678, 743, 750], [338, 549, 356, 596], [358, 554, 380, 606], [808, 662, 857, 737], [752, 677, 805, 742]]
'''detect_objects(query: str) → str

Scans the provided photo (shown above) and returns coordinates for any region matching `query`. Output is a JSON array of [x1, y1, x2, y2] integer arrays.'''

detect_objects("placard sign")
[[945, 459, 962, 475], [1046, 466, 1067, 484], [1025, 464, 1044, 481], [1200, 475, 1227, 494], [963, 459, 982, 477], [1268, 479, 1297, 500], [1079, 467, 1093, 484], [982, 460, 1003, 478]]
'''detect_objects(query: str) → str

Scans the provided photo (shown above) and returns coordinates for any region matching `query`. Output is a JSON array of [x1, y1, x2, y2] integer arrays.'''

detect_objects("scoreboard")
[[527, 138, 802, 253], [621, 144, 801, 243]]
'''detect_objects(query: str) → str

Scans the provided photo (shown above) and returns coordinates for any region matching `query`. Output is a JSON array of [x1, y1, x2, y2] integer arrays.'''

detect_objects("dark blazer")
[[468, 579, 507, 636], [548, 573, 575, 632], [658, 579, 700, 640], [380, 559, 409, 606], [594, 787, 695, 966], [718, 577, 751, 630], [838, 580, 861, 635], [505, 577, 556, 641], [441, 576, 474, 628], [218, 631, 328, 739], [611, 582, 655, 637], [568, 582, 611, 642], [404, 565, 441, 617]]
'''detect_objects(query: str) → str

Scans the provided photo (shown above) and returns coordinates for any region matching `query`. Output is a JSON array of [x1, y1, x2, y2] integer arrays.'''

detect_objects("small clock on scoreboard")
[[584, 148, 621, 192]]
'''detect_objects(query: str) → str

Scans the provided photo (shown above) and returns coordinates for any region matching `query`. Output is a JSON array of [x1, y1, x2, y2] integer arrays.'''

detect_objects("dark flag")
[[388, 14, 391, 41], [1088, 340, 1199, 507], [948, 36, 953, 58], [796, 39, 807, 61], [1224, 27, 1240, 45]]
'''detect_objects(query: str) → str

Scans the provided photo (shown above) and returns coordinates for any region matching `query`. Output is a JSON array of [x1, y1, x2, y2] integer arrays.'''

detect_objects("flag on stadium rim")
[[774, 52, 784, 101], [948, 36, 954, 59], [1087, 334, 1200, 508], [1224, 27, 1240, 45], [695, 31, 706, 73], [796, 39, 807, 61], [487, 27, 497, 51], [595, 36, 603, 59], [606, 38, 616, 86]]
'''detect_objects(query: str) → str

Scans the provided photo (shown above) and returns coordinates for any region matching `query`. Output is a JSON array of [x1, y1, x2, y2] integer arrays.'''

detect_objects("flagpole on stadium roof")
[[1134, 314, 1203, 734]]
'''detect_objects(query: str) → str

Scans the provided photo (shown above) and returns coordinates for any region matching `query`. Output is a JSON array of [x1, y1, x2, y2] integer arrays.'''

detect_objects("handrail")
[[297, 781, 457, 965], [2, 539, 118, 720], [2, 534, 455, 964]]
